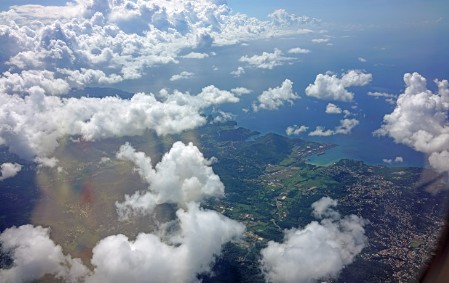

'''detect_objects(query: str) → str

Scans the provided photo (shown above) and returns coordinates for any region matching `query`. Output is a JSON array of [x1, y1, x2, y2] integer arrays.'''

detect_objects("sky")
[[227, 0, 448, 25], [0, 0, 448, 282]]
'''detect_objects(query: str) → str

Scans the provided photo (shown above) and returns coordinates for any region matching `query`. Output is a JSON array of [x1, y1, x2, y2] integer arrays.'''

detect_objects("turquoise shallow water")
[[306, 146, 347, 166]]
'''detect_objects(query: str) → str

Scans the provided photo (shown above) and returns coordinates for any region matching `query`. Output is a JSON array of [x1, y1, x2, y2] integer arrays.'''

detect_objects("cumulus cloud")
[[358, 57, 367, 63], [0, 1, 319, 95], [252, 79, 299, 111], [429, 151, 449, 172], [288, 47, 310, 54], [115, 142, 225, 220], [213, 111, 235, 123], [395, 156, 404, 162], [163, 85, 243, 109], [343, 109, 351, 117], [268, 9, 320, 27], [285, 125, 309, 136], [58, 68, 123, 87], [309, 119, 359, 136], [375, 72, 449, 172], [230, 66, 245, 77], [0, 1, 223, 80], [383, 156, 404, 164], [0, 225, 89, 283], [0, 140, 245, 283], [335, 118, 360, 134], [305, 70, 373, 101], [367, 91, 397, 104], [311, 38, 330, 43], [87, 203, 244, 283], [260, 197, 367, 283], [0, 2, 320, 166], [181, 52, 209, 59], [0, 162, 22, 181], [308, 127, 334, 137], [230, 87, 251, 95], [0, 92, 197, 161], [0, 206, 245, 283], [325, 103, 342, 114], [239, 48, 293, 70], [34, 157, 59, 168], [367, 91, 395, 98], [170, 71, 195, 81], [0, 84, 244, 163], [195, 85, 242, 107], [103, 139, 244, 282], [99, 157, 110, 164], [0, 70, 70, 96], [311, 196, 340, 219]]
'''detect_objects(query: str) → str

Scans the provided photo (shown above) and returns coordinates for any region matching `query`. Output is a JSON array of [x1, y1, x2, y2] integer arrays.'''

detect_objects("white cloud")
[[252, 79, 299, 111], [268, 9, 320, 27], [367, 91, 395, 98], [181, 52, 209, 59], [34, 157, 59, 168], [109, 137, 245, 281], [213, 111, 235, 123], [115, 142, 225, 220], [375, 72, 449, 173], [429, 151, 449, 172], [288, 47, 310, 54], [311, 196, 340, 219], [0, 70, 70, 96], [385, 98, 396, 105], [239, 48, 293, 70], [0, 91, 200, 161], [230, 66, 245, 77], [0, 141, 245, 283], [0, 205, 245, 283], [230, 87, 251, 95], [285, 125, 309, 136], [312, 38, 330, 43], [0, 2, 325, 281], [383, 156, 404, 164], [0, 85, 242, 163], [99, 157, 110, 164], [358, 57, 367, 63], [260, 197, 367, 283], [309, 119, 359, 136], [343, 109, 352, 117], [325, 103, 342, 114], [0, 225, 89, 283], [162, 85, 242, 109], [0, 1, 319, 94], [0, 3, 321, 279], [395, 156, 404, 163], [367, 91, 397, 104], [196, 85, 242, 107], [170, 71, 195, 81], [335, 118, 360, 134], [308, 126, 335, 137], [3, 4, 81, 22], [305, 70, 373, 101], [0, 162, 22, 181], [58, 68, 123, 87], [87, 203, 244, 283]]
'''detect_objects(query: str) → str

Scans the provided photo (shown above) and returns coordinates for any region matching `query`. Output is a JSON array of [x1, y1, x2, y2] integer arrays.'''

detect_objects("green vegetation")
[[1, 120, 448, 282], [181, 121, 449, 282]]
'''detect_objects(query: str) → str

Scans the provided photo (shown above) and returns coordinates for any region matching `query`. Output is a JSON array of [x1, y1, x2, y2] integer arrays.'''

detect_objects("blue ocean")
[[117, 26, 449, 168]]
